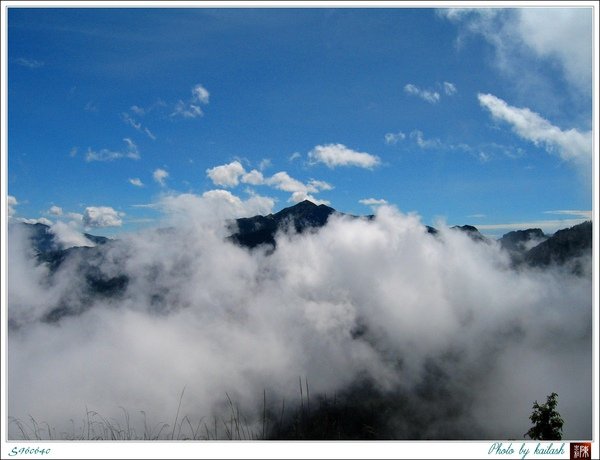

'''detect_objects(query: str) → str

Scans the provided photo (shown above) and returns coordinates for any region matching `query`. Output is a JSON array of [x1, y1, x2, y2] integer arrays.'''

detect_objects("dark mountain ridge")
[[9, 202, 592, 323], [229, 200, 337, 249]]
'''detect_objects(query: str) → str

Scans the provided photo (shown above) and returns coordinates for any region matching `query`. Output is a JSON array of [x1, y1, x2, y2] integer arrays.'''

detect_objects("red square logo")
[[570, 442, 592, 459]]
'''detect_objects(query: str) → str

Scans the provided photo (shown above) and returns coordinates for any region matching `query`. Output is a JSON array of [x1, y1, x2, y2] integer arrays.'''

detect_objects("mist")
[[7, 199, 592, 440]]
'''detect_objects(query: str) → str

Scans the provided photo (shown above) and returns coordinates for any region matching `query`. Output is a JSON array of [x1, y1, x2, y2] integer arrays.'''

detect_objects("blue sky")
[[5, 6, 595, 237]]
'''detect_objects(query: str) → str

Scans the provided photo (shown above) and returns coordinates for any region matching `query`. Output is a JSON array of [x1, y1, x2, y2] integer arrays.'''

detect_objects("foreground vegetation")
[[9, 382, 563, 441]]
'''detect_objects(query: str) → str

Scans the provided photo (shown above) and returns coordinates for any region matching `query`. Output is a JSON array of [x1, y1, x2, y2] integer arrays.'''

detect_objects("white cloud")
[[49, 221, 94, 249], [443, 82, 457, 96], [171, 83, 210, 119], [153, 168, 169, 186], [82, 206, 123, 228], [308, 179, 333, 192], [385, 132, 406, 145], [478, 93, 592, 162], [289, 152, 302, 162], [289, 191, 330, 205], [265, 171, 309, 193], [359, 198, 388, 206], [129, 178, 144, 187], [67, 212, 84, 222], [191, 84, 210, 104], [48, 206, 63, 216], [8, 195, 18, 218], [85, 138, 140, 162], [159, 190, 274, 225], [440, 8, 592, 93], [241, 169, 265, 186], [206, 161, 246, 187], [404, 83, 440, 104], [17, 217, 53, 226], [515, 9, 591, 91], [229, 168, 334, 203], [7, 205, 592, 441], [308, 144, 380, 169]]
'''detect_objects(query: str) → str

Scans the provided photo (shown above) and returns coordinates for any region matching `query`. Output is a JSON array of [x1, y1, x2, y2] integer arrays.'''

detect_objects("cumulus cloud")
[[265, 171, 309, 193], [261, 171, 332, 203], [207, 163, 334, 204], [8, 195, 18, 218], [83, 206, 123, 228], [67, 212, 84, 222], [404, 83, 440, 104], [308, 144, 380, 169], [153, 168, 169, 186], [158, 190, 275, 226], [241, 169, 265, 186], [206, 161, 246, 187], [85, 138, 140, 162], [7, 204, 592, 441], [171, 83, 210, 119], [48, 205, 63, 216], [478, 93, 592, 162]]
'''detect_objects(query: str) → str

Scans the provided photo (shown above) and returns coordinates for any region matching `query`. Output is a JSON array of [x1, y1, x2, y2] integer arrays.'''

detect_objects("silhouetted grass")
[[9, 374, 479, 440]]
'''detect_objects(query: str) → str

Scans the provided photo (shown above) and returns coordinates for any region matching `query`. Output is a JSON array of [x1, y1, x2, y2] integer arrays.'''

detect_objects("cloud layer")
[[7, 203, 592, 440]]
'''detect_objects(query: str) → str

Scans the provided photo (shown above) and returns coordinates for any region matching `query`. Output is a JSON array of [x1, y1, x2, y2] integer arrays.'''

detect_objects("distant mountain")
[[10, 206, 592, 324], [10, 222, 126, 323], [523, 221, 592, 272], [229, 200, 337, 248], [14, 221, 109, 255], [24, 222, 56, 253], [498, 228, 547, 265], [499, 228, 546, 252], [450, 225, 487, 242]]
